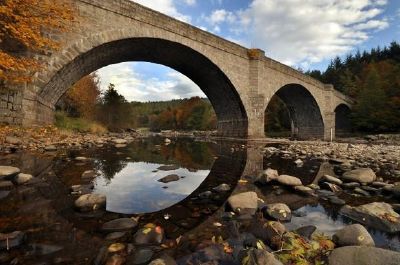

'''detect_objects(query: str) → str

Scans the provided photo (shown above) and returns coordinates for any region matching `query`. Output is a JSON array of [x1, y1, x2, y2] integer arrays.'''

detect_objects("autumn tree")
[[58, 73, 101, 119], [0, 0, 75, 84]]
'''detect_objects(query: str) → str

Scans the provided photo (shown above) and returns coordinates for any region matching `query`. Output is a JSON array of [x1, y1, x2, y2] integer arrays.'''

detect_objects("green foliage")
[[264, 95, 291, 136], [306, 41, 400, 133], [54, 111, 107, 134]]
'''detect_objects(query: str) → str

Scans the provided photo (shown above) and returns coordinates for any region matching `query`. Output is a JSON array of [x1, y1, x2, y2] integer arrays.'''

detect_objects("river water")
[[0, 137, 399, 264]]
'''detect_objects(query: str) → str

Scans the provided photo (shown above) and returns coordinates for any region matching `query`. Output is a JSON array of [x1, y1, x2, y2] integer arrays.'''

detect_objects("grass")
[[55, 112, 107, 134]]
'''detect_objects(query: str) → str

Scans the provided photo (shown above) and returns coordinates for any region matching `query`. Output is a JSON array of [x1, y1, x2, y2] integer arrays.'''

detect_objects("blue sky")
[[96, 0, 400, 102]]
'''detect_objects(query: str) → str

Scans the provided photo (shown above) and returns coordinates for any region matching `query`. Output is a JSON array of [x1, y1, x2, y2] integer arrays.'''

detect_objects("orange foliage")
[[0, 0, 76, 84]]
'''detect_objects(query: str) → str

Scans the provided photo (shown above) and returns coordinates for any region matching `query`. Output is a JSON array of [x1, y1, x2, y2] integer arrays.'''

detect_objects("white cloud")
[[207, 9, 236, 25], [235, 0, 389, 66], [131, 0, 191, 22], [183, 0, 196, 6], [96, 63, 205, 102]]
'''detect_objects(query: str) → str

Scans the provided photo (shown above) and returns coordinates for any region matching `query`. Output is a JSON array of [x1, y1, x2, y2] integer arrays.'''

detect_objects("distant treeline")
[[305, 41, 400, 132]]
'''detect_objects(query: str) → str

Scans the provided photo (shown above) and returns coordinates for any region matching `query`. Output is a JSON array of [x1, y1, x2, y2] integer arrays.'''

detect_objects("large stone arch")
[[28, 32, 249, 137], [264, 83, 325, 139], [334, 103, 352, 137]]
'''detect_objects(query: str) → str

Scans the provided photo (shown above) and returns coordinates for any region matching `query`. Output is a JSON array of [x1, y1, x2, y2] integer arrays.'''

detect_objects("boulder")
[[158, 174, 180, 183], [264, 203, 292, 222], [227, 192, 258, 215], [342, 168, 376, 184], [256, 168, 279, 184], [74, 194, 106, 212], [321, 175, 343, 185], [332, 224, 374, 247], [340, 202, 400, 233], [276, 175, 302, 186], [133, 224, 164, 245], [112, 139, 127, 144], [212, 183, 231, 192], [15, 173, 33, 185], [102, 218, 138, 232], [328, 246, 400, 265], [0, 166, 20, 179]]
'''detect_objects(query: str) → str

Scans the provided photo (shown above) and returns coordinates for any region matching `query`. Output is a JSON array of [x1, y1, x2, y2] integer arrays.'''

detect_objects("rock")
[[329, 196, 346, 205], [108, 243, 126, 253], [105, 232, 128, 241], [0, 190, 10, 200], [28, 243, 63, 255], [44, 145, 57, 151], [212, 183, 231, 192], [198, 191, 212, 199], [276, 175, 302, 186], [157, 165, 179, 171], [294, 159, 303, 167], [342, 168, 376, 184], [340, 202, 400, 233], [241, 249, 283, 265], [294, 185, 314, 196], [112, 139, 127, 144], [264, 221, 286, 246], [176, 244, 234, 265], [342, 182, 360, 189], [106, 254, 126, 265], [294, 225, 316, 239], [102, 218, 138, 232], [333, 224, 375, 247], [115, 144, 127, 148], [328, 246, 400, 265], [371, 181, 388, 188], [15, 173, 33, 185], [0, 166, 20, 179], [5, 136, 21, 145], [133, 224, 164, 245], [353, 187, 370, 196], [75, 156, 88, 161], [0, 231, 25, 250], [132, 248, 154, 265], [158, 174, 180, 183], [320, 182, 342, 193], [321, 175, 343, 185], [74, 194, 106, 212], [264, 203, 292, 222], [227, 191, 258, 215], [81, 170, 97, 179], [391, 184, 400, 198], [149, 255, 177, 265], [0, 180, 14, 189], [256, 168, 278, 184]]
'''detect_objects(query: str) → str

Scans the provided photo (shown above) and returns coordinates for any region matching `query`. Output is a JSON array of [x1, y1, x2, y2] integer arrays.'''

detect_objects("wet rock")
[[157, 165, 179, 171], [149, 255, 177, 265], [320, 182, 342, 193], [132, 248, 154, 265], [212, 183, 231, 192], [0, 190, 10, 200], [321, 175, 343, 185], [0, 231, 25, 250], [391, 184, 400, 198], [342, 168, 376, 184], [360, 186, 379, 194], [75, 156, 88, 161], [105, 232, 128, 241], [106, 254, 126, 265], [264, 221, 286, 246], [276, 175, 302, 186], [329, 196, 346, 205], [133, 224, 164, 245], [264, 203, 291, 222], [342, 182, 361, 189], [28, 243, 63, 255], [371, 181, 388, 188], [241, 249, 283, 265], [81, 170, 96, 179], [353, 187, 370, 196], [115, 144, 127, 148], [198, 191, 212, 199], [328, 246, 400, 265], [294, 225, 316, 239], [255, 168, 278, 184], [158, 174, 180, 183], [15, 173, 33, 185], [333, 224, 375, 247], [227, 191, 258, 215], [340, 202, 400, 233], [44, 145, 57, 151], [294, 185, 314, 196], [176, 244, 234, 265], [108, 243, 126, 253], [294, 159, 303, 167], [102, 218, 138, 232], [74, 193, 106, 212], [0, 180, 13, 189], [112, 139, 128, 144], [0, 166, 20, 179]]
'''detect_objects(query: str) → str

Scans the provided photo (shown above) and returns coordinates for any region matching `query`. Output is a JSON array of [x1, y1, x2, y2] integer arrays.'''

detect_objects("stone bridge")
[[0, 0, 353, 140]]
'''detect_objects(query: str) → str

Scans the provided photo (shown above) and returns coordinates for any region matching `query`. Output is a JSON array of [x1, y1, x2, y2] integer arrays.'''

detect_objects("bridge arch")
[[265, 83, 325, 139], [335, 103, 352, 137], [33, 35, 248, 137]]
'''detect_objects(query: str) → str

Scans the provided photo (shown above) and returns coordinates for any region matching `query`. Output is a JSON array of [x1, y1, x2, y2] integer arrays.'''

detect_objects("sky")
[[96, 0, 400, 102]]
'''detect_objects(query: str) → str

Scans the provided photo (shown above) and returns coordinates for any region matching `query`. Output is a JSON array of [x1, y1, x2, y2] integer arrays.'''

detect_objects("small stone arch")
[[36, 37, 248, 137], [335, 104, 352, 137], [265, 84, 325, 139]]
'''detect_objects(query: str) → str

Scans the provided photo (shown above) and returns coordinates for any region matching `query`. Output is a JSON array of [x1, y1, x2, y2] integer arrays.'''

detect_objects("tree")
[[58, 73, 101, 119], [0, 0, 75, 84]]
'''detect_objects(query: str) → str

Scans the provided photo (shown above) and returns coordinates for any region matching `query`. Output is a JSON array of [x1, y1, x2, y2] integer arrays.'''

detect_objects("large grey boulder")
[[342, 168, 376, 184], [0, 166, 20, 179], [276, 175, 302, 186], [332, 224, 374, 247], [227, 191, 258, 215], [340, 202, 400, 233], [328, 246, 400, 265]]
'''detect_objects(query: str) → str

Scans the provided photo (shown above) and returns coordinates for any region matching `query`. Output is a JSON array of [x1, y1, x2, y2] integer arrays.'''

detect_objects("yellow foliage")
[[0, 0, 76, 84]]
